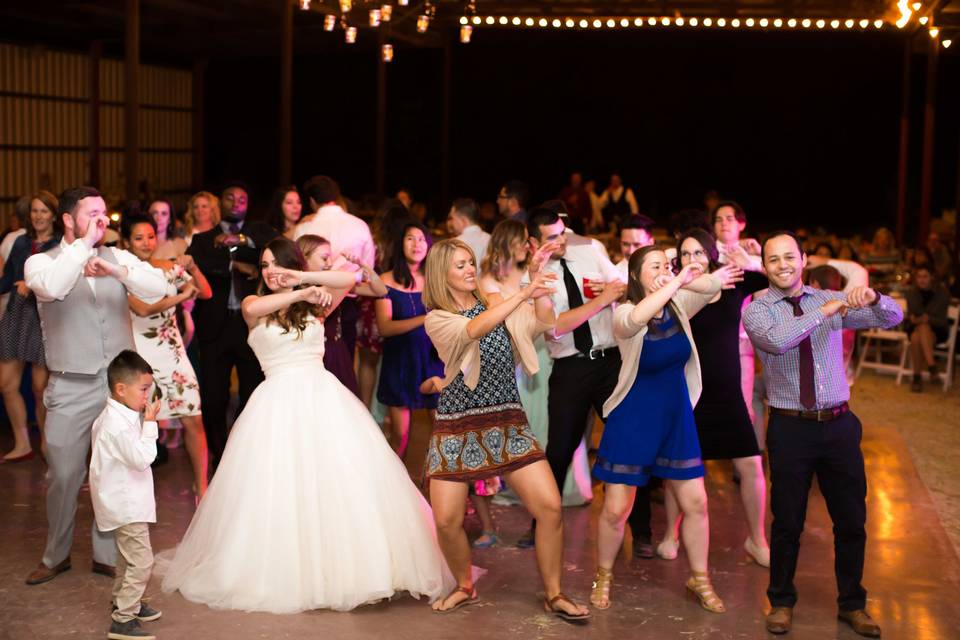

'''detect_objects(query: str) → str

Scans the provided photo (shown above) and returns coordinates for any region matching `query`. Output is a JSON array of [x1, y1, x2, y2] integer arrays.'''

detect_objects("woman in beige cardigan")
[[589, 246, 740, 613], [421, 239, 590, 621]]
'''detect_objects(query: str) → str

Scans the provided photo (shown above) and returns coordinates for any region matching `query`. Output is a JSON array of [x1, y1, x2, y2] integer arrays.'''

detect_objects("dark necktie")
[[786, 295, 816, 409], [559, 258, 593, 355], [228, 223, 244, 309]]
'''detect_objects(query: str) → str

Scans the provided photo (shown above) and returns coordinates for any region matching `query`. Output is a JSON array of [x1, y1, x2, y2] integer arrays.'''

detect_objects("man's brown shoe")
[[25, 557, 71, 585], [838, 609, 881, 637], [92, 561, 116, 578], [766, 607, 793, 635]]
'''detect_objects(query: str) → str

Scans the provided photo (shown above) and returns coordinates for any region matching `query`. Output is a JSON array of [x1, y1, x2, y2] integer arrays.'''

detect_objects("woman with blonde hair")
[[420, 238, 589, 620], [184, 191, 221, 244]]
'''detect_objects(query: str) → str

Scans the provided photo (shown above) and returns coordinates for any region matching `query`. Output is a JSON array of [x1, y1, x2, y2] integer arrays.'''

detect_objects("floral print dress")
[[131, 264, 202, 419]]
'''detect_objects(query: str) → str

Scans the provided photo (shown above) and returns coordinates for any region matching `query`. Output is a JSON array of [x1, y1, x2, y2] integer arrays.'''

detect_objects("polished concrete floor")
[[1, 407, 959, 639]]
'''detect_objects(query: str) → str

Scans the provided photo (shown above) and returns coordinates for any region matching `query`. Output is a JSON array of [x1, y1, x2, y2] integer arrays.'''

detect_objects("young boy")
[[90, 350, 162, 640]]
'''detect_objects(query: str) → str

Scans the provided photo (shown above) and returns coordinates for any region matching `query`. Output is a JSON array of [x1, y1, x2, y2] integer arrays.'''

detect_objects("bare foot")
[[431, 585, 476, 611], [3, 446, 32, 460], [546, 593, 589, 618]]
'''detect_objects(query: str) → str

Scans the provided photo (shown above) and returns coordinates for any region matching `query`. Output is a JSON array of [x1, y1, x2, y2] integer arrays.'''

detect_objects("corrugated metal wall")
[[0, 42, 193, 227]]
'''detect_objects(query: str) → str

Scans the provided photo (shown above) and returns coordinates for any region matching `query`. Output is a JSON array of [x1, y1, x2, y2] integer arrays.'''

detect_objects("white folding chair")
[[895, 302, 959, 391], [856, 327, 909, 379]]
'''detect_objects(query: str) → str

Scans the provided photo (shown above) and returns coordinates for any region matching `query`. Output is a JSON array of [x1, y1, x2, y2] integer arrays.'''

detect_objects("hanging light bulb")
[[323, 14, 336, 31], [369, 9, 381, 27], [912, 2, 922, 9], [381, 4, 392, 22], [345, 26, 357, 43], [929, 27, 939, 37], [417, 14, 430, 33], [299, 0, 311, 10], [460, 24, 473, 42], [339, 0, 351, 13], [381, 44, 393, 62], [919, 16, 929, 25], [942, 39, 952, 48]]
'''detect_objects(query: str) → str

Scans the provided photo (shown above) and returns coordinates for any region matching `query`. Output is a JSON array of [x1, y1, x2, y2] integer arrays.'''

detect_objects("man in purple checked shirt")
[[744, 231, 902, 638]]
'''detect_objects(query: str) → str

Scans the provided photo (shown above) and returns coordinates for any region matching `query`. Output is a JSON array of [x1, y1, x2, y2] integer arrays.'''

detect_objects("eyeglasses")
[[680, 249, 707, 259]]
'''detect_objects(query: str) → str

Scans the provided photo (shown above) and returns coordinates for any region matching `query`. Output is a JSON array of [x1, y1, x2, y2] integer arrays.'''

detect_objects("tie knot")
[[786, 295, 805, 316], [229, 223, 241, 234]]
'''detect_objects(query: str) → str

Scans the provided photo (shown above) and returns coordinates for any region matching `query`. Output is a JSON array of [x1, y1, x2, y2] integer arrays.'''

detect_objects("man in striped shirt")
[[744, 231, 902, 637]]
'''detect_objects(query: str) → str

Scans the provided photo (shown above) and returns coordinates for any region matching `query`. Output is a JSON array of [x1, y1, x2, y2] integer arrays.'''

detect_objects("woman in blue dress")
[[375, 221, 444, 458], [589, 246, 740, 614]]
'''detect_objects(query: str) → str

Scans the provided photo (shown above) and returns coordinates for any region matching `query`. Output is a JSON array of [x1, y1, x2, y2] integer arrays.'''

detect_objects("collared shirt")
[[541, 242, 626, 359], [24, 239, 167, 303], [615, 258, 628, 278], [220, 220, 255, 309], [89, 398, 158, 532], [293, 204, 375, 269], [457, 224, 491, 267], [743, 285, 903, 411]]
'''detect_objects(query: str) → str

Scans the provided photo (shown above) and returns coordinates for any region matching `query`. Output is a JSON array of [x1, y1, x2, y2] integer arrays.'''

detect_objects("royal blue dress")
[[593, 306, 704, 486], [377, 286, 444, 409]]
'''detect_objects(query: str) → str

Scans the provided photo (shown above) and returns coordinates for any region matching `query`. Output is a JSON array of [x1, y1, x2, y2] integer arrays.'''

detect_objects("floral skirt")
[[424, 402, 545, 484]]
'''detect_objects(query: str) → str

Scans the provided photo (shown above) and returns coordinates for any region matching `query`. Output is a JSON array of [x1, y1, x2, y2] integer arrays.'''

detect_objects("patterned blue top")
[[743, 285, 903, 411]]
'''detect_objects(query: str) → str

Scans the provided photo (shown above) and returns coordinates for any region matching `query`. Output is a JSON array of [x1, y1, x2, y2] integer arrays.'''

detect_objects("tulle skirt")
[[160, 364, 451, 613]]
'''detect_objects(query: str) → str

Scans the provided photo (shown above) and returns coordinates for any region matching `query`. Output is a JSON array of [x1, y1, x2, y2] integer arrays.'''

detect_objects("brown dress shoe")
[[766, 606, 793, 635], [92, 561, 116, 578], [838, 609, 881, 638], [25, 557, 71, 585]]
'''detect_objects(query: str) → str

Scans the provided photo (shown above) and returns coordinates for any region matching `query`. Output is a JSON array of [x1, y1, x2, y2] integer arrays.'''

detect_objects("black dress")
[[689, 271, 768, 460]]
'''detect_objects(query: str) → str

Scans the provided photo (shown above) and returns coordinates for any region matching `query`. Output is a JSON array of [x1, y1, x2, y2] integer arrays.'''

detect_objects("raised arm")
[[241, 286, 328, 327], [24, 241, 89, 302], [620, 264, 700, 332], [743, 294, 847, 355], [105, 248, 168, 300]]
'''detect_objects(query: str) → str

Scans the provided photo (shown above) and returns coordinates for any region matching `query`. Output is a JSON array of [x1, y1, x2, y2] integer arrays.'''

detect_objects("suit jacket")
[[187, 220, 278, 344]]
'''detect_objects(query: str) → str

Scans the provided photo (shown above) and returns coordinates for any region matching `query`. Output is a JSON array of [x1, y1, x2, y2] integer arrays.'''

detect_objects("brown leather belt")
[[770, 402, 849, 422]]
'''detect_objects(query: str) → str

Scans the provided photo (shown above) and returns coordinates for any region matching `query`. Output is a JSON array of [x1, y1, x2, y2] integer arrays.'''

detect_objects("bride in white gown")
[[161, 237, 451, 613]]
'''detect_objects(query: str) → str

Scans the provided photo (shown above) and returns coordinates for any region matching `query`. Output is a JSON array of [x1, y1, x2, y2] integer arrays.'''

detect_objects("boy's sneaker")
[[107, 619, 155, 640], [111, 603, 163, 622]]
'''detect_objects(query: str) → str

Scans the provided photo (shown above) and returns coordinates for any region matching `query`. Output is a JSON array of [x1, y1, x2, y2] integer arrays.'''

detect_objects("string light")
[[457, 15, 896, 34], [539, 18, 548, 27], [512, 17, 521, 26], [345, 26, 357, 43], [874, 19, 884, 28], [620, 18, 630, 27], [773, 18, 782, 27], [745, 18, 754, 27], [919, 16, 929, 25], [647, 17, 656, 26], [381, 5, 392, 22], [731, 18, 740, 27], [339, 0, 351, 13], [929, 27, 939, 38], [498, 16, 508, 25], [717, 18, 726, 27], [525, 17, 534, 26], [323, 14, 336, 31], [634, 17, 643, 26], [912, 2, 922, 9], [859, 19, 869, 28], [381, 43, 393, 62], [472, 16, 481, 25], [896, 1, 913, 29], [676, 17, 685, 26], [689, 17, 699, 27], [417, 14, 430, 32], [460, 24, 472, 43], [816, 19, 826, 29], [369, 9, 381, 27], [788, 18, 797, 27], [484, 16, 493, 25], [606, 18, 616, 28], [759, 18, 769, 27], [703, 17, 713, 27], [845, 19, 854, 28], [830, 19, 840, 29], [943, 39, 952, 48]]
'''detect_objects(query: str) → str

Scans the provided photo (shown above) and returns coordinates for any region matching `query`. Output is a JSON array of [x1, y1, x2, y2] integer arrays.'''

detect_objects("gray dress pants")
[[42, 369, 116, 568]]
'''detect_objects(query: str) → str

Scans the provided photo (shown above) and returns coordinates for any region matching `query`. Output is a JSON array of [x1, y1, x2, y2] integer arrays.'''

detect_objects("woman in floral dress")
[[122, 214, 213, 499]]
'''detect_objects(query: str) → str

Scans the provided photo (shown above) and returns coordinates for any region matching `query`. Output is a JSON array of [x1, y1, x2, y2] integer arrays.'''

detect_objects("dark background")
[[204, 27, 960, 239]]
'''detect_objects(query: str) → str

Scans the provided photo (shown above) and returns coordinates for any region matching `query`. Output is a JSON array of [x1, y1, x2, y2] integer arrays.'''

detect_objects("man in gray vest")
[[23, 186, 167, 586]]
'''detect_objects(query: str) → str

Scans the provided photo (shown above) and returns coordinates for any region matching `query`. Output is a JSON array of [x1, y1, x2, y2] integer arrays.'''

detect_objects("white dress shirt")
[[615, 258, 628, 278], [90, 398, 158, 532], [542, 242, 626, 359], [293, 204, 376, 269], [24, 239, 167, 303], [457, 224, 491, 267]]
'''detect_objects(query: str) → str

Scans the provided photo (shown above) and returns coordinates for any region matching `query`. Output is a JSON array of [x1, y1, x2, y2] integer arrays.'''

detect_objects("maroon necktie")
[[786, 295, 816, 409]]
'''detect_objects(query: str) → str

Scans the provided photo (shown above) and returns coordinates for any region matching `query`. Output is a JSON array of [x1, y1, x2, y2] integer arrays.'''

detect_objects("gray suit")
[[32, 244, 166, 568]]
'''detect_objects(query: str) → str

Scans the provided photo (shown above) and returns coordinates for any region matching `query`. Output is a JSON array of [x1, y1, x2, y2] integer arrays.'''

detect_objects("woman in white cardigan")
[[589, 246, 740, 613]]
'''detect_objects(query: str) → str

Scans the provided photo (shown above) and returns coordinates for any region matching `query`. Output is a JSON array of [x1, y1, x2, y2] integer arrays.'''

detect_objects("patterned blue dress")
[[593, 305, 704, 486], [425, 302, 545, 483], [377, 286, 443, 409]]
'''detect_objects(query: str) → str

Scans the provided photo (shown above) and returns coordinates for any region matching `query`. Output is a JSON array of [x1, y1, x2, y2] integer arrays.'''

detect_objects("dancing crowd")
[[6, 173, 938, 640]]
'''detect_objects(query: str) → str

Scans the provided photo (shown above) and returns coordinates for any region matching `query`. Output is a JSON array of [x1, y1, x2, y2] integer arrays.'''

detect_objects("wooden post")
[[895, 38, 911, 247], [192, 59, 206, 191], [375, 30, 386, 196], [124, 0, 140, 201], [918, 33, 939, 245], [89, 40, 102, 189], [279, 0, 293, 186], [440, 31, 452, 209]]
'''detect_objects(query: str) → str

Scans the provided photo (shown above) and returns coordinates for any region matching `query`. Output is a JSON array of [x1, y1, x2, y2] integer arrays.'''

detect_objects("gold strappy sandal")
[[590, 567, 613, 610], [686, 571, 725, 613]]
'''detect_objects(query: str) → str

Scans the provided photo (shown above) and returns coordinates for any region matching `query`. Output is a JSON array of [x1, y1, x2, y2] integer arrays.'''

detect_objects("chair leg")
[[896, 340, 909, 386]]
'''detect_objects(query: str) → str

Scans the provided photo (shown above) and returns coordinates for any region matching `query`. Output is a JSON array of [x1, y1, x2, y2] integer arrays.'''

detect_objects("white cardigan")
[[602, 274, 722, 418]]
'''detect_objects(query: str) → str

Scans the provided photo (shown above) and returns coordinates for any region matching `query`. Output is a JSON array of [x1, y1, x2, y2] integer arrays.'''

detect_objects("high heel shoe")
[[589, 566, 613, 610], [744, 537, 770, 568], [686, 571, 725, 613], [656, 537, 679, 560]]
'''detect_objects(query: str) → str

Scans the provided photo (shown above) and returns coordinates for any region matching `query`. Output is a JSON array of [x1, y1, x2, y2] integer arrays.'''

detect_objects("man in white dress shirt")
[[446, 198, 490, 267], [24, 186, 167, 586], [294, 175, 375, 357]]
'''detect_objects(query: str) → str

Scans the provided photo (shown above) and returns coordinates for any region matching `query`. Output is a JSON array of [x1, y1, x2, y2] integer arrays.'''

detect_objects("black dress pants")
[[196, 311, 265, 472], [766, 410, 868, 611]]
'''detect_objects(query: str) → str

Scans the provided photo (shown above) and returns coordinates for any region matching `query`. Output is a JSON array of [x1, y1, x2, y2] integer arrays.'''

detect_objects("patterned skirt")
[[0, 293, 45, 365], [424, 402, 545, 483]]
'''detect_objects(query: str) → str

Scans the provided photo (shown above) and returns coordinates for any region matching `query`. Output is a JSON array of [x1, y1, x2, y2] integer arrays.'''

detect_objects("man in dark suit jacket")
[[187, 182, 278, 471]]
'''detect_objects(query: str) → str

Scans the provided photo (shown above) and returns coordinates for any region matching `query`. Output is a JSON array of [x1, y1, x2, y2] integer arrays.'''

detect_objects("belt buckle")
[[588, 347, 603, 360]]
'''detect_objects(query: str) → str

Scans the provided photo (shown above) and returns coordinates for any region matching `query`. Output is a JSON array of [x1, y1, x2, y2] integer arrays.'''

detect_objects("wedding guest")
[[187, 182, 277, 472], [183, 191, 220, 245], [584, 179, 604, 232], [268, 185, 302, 239], [557, 171, 592, 234], [446, 198, 490, 268], [0, 190, 61, 462], [615, 214, 656, 275], [863, 227, 899, 273], [375, 221, 443, 457], [905, 264, 950, 392], [744, 231, 901, 637], [657, 229, 769, 567], [497, 180, 529, 224], [90, 351, 162, 640], [24, 186, 167, 586], [925, 232, 953, 283], [122, 214, 212, 500], [589, 246, 732, 613], [597, 173, 639, 230], [422, 238, 589, 621], [147, 198, 187, 260], [396, 188, 413, 210]]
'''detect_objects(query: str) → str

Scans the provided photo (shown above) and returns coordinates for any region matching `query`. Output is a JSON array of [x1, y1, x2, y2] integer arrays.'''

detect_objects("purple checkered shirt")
[[743, 285, 903, 411]]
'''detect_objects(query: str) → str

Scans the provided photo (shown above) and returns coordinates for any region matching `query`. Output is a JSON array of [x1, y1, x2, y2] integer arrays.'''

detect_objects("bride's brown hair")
[[257, 237, 320, 337]]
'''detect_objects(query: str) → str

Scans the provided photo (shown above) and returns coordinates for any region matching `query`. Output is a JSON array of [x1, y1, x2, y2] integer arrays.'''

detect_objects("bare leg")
[[507, 460, 588, 617], [179, 415, 209, 497], [357, 347, 379, 408], [429, 479, 474, 611], [30, 363, 49, 458], [472, 494, 495, 533], [910, 327, 926, 374], [388, 406, 411, 458], [658, 480, 682, 558], [597, 483, 636, 569], [668, 477, 710, 573], [733, 455, 768, 549], [918, 323, 936, 368], [0, 359, 30, 459]]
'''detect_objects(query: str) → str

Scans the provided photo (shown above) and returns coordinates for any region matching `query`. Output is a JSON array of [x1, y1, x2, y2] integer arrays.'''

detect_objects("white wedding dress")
[[161, 317, 451, 613]]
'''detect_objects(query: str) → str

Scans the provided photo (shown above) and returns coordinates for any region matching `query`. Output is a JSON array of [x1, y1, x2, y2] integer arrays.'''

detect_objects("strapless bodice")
[[247, 318, 326, 377]]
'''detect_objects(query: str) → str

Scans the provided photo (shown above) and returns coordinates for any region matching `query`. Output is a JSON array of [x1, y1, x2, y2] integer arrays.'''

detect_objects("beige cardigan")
[[424, 301, 554, 391], [602, 274, 722, 418]]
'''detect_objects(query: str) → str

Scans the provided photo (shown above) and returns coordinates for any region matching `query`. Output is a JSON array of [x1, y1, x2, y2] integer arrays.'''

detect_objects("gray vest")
[[37, 246, 135, 375]]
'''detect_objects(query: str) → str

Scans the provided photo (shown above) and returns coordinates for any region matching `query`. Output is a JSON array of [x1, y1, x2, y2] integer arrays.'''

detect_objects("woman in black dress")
[[658, 228, 771, 567]]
